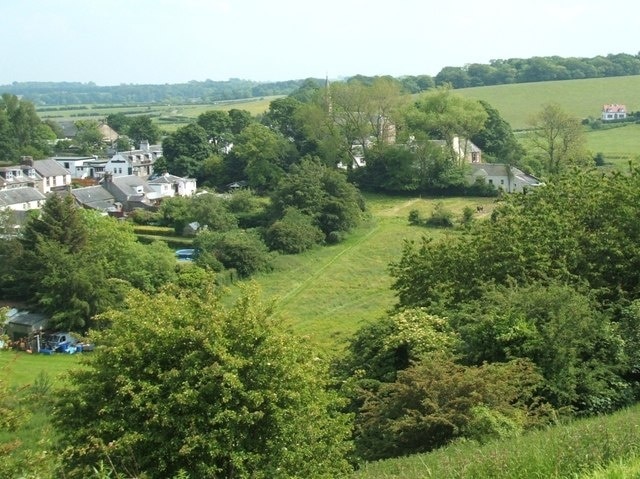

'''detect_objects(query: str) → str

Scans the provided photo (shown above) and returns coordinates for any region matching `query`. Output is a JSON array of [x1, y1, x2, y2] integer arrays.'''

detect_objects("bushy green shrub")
[[460, 205, 475, 227], [194, 229, 271, 277], [425, 202, 454, 227], [354, 354, 547, 460], [408, 209, 422, 226], [326, 230, 344, 244], [53, 284, 353, 478], [265, 207, 324, 253]]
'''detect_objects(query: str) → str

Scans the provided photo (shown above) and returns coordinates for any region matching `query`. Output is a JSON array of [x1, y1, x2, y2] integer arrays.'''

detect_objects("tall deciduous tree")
[[53, 283, 353, 478], [127, 115, 161, 145], [232, 123, 294, 191], [228, 108, 254, 134], [74, 119, 104, 154], [406, 86, 488, 166], [270, 157, 364, 238], [161, 123, 212, 178], [472, 100, 525, 165], [527, 103, 588, 175], [0, 93, 55, 161], [197, 110, 233, 152]]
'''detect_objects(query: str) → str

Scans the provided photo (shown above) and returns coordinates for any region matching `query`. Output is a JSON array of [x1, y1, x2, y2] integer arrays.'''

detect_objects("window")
[[500, 179, 505, 185]]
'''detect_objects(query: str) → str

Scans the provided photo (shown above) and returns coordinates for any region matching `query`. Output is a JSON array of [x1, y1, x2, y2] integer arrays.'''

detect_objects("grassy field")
[[354, 404, 640, 479], [0, 350, 83, 388], [585, 123, 640, 166], [456, 75, 640, 130], [235, 194, 497, 354]]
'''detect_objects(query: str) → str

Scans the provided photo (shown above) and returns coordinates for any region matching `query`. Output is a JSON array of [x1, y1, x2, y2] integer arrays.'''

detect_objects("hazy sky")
[[1, 0, 638, 86]]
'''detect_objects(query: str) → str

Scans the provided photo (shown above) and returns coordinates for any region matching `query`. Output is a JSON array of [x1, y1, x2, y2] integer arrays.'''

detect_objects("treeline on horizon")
[[3, 52, 640, 106]]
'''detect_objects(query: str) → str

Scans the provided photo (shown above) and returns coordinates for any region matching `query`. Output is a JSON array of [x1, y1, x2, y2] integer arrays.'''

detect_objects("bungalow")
[[468, 163, 543, 193], [602, 104, 627, 121]]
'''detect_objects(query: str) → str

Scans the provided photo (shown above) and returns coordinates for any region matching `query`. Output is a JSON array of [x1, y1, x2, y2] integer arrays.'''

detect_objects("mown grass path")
[[243, 195, 493, 354]]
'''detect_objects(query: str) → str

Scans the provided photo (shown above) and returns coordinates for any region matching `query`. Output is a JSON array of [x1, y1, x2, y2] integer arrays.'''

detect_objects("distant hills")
[[2, 52, 639, 107]]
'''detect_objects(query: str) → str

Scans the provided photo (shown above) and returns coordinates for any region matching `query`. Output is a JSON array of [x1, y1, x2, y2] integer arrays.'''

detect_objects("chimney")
[[21, 156, 34, 166], [140, 140, 149, 152]]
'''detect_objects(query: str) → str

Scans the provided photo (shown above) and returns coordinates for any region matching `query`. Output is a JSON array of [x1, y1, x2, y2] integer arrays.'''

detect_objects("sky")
[[1, 0, 639, 86]]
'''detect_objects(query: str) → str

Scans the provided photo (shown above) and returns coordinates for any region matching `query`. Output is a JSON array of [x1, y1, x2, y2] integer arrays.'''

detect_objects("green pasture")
[[585, 123, 640, 167], [457, 75, 640, 130], [0, 350, 83, 389], [240, 194, 497, 354]]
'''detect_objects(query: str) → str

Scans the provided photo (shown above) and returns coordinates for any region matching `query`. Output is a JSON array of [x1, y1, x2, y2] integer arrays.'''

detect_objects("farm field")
[[456, 75, 640, 130], [37, 96, 279, 132], [585, 123, 640, 166]]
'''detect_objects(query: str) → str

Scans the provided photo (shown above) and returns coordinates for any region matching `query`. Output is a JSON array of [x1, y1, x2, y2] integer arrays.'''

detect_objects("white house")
[[0, 164, 38, 190], [147, 173, 197, 198], [468, 163, 543, 193], [0, 187, 46, 211], [104, 154, 130, 177], [602, 104, 627, 121], [32, 158, 72, 194], [105, 141, 163, 178], [53, 156, 98, 179]]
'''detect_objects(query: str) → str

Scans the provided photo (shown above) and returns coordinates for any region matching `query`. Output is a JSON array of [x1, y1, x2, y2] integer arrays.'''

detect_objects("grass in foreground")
[[353, 404, 640, 479]]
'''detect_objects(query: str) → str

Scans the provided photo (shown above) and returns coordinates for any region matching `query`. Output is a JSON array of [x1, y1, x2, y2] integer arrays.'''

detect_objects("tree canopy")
[[53, 283, 353, 479], [0, 93, 55, 161]]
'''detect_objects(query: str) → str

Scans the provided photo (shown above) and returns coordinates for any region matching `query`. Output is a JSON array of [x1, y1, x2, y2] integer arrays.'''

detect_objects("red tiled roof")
[[603, 104, 626, 112]]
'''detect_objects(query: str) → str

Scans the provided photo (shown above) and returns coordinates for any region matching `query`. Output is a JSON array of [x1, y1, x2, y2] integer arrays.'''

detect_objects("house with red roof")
[[602, 104, 627, 121]]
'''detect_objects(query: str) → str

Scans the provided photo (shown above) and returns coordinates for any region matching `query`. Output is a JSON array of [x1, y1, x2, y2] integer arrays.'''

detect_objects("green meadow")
[[456, 75, 640, 130], [230, 194, 497, 353], [585, 123, 640, 166]]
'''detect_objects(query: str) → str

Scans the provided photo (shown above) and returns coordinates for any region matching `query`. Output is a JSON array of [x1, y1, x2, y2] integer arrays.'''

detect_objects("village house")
[[105, 140, 162, 178], [0, 187, 46, 213], [467, 163, 543, 193], [0, 163, 38, 190], [100, 173, 158, 211], [601, 104, 627, 121], [53, 155, 99, 179], [70, 185, 121, 215], [70, 170, 197, 213], [31, 158, 72, 194], [147, 172, 197, 198]]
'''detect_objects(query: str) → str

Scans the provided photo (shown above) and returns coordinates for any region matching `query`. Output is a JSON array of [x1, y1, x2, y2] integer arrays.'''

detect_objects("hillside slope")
[[456, 75, 640, 130]]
